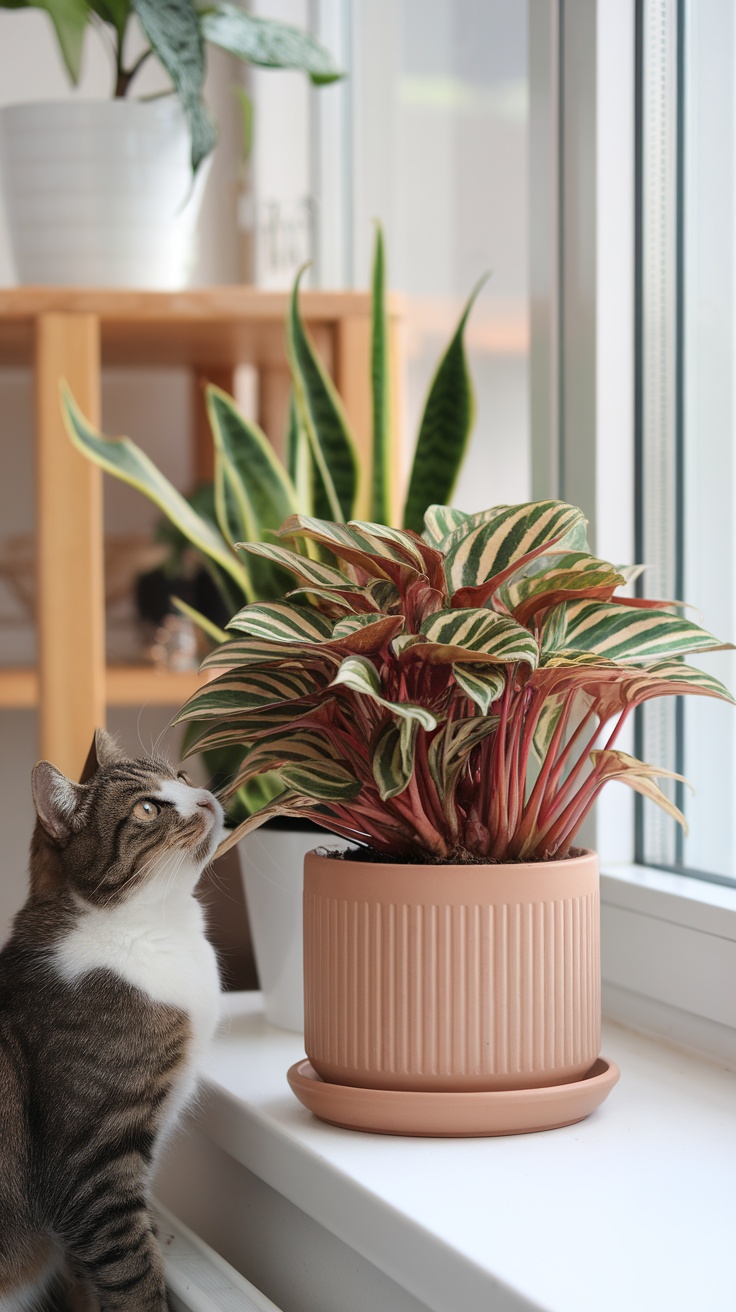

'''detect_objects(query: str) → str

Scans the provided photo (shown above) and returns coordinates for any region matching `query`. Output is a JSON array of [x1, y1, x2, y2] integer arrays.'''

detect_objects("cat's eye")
[[177, 770, 191, 785], [133, 799, 160, 822]]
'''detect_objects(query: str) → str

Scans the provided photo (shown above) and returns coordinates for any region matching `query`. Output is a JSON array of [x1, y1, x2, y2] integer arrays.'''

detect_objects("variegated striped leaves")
[[444, 501, 588, 597], [372, 719, 418, 800], [225, 600, 404, 654], [222, 728, 360, 802], [330, 656, 437, 730], [589, 750, 692, 833], [541, 599, 729, 663], [173, 666, 327, 723], [419, 609, 539, 668]]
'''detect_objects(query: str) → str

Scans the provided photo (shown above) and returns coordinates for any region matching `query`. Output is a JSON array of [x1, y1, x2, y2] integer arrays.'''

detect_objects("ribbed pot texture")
[[303, 850, 600, 1092], [0, 100, 209, 288]]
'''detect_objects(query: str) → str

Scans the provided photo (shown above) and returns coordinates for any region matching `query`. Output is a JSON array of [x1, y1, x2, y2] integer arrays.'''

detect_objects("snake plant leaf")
[[444, 501, 588, 594], [452, 664, 505, 714], [420, 609, 539, 669], [280, 759, 361, 800], [402, 274, 488, 534], [171, 596, 228, 645], [200, 4, 343, 83], [287, 268, 360, 520], [132, 0, 216, 172], [589, 749, 692, 832], [541, 599, 730, 663], [174, 665, 327, 722], [370, 225, 391, 523], [206, 386, 298, 598], [331, 655, 437, 731], [61, 383, 247, 598], [372, 719, 417, 800]]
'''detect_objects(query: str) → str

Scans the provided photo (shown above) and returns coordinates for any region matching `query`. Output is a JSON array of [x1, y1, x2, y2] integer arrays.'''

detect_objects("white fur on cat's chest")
[[54, 875, 222, 1046]]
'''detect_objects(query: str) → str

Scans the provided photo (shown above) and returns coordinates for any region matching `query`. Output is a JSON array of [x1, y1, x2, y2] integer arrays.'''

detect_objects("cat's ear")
[[32, 761, 86, 843], [79, 728, 124, 784]]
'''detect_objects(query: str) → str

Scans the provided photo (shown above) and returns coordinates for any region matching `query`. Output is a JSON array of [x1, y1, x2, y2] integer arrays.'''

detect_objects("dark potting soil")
[[315, 844, 588, 867]]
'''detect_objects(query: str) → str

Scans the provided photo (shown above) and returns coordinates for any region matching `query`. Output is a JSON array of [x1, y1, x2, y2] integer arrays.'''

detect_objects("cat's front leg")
[[61, 1202, 169, 1312]]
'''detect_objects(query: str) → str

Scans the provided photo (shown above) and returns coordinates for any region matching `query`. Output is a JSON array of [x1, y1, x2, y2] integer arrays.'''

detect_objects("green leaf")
[[61, 384, 248, 599], [402, 275, 488, 534], [280, 759, 360, 800], [370, 224, 391, 523], [287, 268, 360, 520], [452, 664, 505, 714], [277, 514, 422, 587], [214, 789, 316, 856], [173, 665, 326, 722], [170, 595, 228, 645], [541, 599, 730, 663], [443, 500, 588, 594], [503, 553, 626, 626], [422, 504, 472, 547], [236, 540, 357, 592], [89, 0, 128, 42], [132, 0, 216, 171], [224, 727, 342, 796], [35, 0, 91, 83], [331, 655, 437, 731], [372, 719, 416, 800], [590, 749, 691, 833], [226, 601, 334, 643], [200, 4, 343, 83], [420, 608, 539, 669], [206, 385, 298, 597]]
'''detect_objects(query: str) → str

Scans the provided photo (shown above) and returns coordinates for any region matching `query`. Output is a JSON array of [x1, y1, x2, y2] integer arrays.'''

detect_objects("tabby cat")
[[0, 730, 226, 1311]]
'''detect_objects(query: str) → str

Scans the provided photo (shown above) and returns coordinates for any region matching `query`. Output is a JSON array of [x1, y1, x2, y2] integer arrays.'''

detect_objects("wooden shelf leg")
[[35, 313, 105, 778]]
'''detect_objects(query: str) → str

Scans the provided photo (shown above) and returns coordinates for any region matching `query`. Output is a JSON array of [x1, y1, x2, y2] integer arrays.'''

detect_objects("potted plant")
[[172, 505, 733, 1134], [0, 1, 341, 286], [62, 229, 484, 1029]]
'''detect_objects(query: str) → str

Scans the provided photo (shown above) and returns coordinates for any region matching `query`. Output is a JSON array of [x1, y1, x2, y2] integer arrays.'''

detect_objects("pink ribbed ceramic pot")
[[303, 849, 600, 1092]]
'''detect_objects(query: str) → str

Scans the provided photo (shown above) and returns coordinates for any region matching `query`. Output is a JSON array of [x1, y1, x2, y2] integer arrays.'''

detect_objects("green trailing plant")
[[62, 229, 483, 812], [172, 504, 734, 862], [1, 1, 342, 171]]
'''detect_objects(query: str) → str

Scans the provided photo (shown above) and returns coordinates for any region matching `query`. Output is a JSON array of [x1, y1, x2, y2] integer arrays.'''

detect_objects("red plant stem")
[[543, 702, 599, 799], [489, 678, 515, 857], [506, 687, 529, 836], [533, 775, 604, 857], [512, 691, 575, 848], [535, 712, 604, 830]]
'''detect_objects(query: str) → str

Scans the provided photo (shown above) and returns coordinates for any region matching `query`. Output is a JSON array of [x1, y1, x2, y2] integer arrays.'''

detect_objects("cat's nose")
[[197, 796, 216, 814]]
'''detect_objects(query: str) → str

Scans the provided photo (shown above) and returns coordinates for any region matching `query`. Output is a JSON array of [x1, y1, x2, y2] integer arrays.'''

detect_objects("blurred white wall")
[[0, 0, 530, 936]]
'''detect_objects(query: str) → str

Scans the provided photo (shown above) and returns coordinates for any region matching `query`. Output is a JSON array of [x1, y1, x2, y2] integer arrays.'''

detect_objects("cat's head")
[[30, 730, 226, 906]]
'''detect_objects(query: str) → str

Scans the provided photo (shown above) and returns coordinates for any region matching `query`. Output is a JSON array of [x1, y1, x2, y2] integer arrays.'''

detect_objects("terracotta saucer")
[[287, 1057, 620, 1137]]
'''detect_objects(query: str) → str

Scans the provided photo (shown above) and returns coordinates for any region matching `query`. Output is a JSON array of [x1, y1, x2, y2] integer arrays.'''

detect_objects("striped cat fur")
[[0, 730, 226, 1311]]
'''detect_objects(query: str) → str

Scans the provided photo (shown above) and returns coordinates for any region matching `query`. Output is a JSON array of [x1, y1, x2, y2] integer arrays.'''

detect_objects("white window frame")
[[531, 0, 736, 1067]]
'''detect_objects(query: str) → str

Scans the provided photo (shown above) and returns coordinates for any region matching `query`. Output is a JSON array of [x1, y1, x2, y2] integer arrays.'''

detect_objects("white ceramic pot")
[[0, 99, 210, 288], [238, 826, 346, 1033]]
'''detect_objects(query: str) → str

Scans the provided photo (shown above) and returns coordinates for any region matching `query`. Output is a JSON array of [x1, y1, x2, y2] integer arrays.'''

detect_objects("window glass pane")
[[640, 0, 736, 883], [348, 0, 530, 511], [680, 0, 736, 881]]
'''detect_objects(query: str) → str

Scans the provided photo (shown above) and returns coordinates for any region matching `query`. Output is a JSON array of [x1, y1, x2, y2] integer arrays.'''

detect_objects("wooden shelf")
[[0, 665, 203, 711], [0, 286, 403, 776]]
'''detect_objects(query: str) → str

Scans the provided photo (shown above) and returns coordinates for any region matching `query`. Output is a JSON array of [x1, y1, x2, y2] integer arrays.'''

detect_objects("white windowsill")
[[600, 864, 736, 1068], [165, 992, 736, 1312]]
